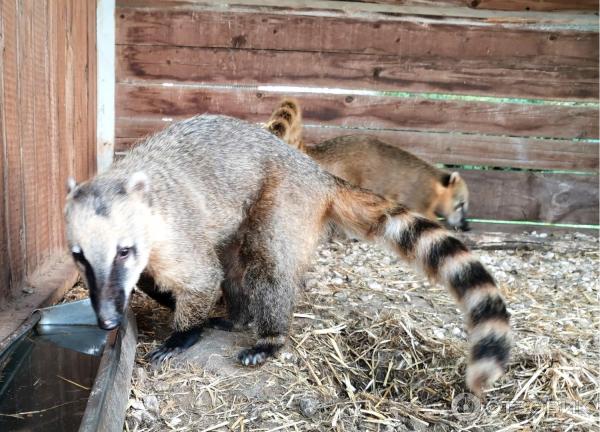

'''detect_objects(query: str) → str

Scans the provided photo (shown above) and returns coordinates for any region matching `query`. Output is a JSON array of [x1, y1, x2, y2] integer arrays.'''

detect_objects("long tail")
[[264, 98, 304, 150], [328, 179, 511, 395]]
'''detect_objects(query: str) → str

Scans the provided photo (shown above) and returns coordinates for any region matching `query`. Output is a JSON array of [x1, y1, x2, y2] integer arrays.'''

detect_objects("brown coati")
[[64, 114, 510, 395], [265, 99, 470, 231]]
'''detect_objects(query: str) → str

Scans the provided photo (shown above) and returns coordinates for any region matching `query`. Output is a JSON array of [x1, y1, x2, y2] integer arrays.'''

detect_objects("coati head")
[[437, 172, 470, 231], [64, 172, 153, 330]]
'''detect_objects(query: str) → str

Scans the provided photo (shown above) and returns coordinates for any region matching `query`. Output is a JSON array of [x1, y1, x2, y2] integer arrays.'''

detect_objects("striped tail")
[[264, 98, 304, 150], [328, 179, 511, 395]]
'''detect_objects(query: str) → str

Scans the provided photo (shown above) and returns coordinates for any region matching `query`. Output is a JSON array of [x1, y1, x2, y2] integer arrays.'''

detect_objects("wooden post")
[[96, 0, 115, 173]]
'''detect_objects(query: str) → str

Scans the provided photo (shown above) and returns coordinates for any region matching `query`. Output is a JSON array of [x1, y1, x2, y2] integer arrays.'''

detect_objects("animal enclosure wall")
[[116, 0, 599, 232], [0, 0, 96, 307]]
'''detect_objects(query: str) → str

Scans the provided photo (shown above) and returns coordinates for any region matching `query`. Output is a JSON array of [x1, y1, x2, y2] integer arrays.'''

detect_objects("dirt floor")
[[120, 230, 599, 432]]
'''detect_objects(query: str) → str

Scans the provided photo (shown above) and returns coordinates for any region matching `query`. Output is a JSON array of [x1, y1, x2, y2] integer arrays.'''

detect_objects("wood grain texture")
[[116, 7, 599, 58], [0, 4, 8, 302], [116, 85, 599, 140], [466, 0, 599, 12], [18, 0, 40, 273], [346, 0, 598, 11], [0, 0, 96, 307], [33, 3, 51, 266], [117, 44, 598, 101], [116, 125, 599, 171], [116, 6, 598, 100], [116, 0, 598, 27], [2, 0, 27, 302], [460, 170, 598, 224]]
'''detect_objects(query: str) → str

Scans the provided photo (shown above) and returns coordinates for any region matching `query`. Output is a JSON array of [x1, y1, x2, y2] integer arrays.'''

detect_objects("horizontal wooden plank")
[[360, 0, 599, 12], [467, 0, 599, 12], [116, 7, 599, 61], [117, 0, 599, 29], [116, 85, 599, 140], [117, 45, 598, 101], [115, 124, 599, 171], [116, 7, 599, 99], [459, 170, 598, 224]]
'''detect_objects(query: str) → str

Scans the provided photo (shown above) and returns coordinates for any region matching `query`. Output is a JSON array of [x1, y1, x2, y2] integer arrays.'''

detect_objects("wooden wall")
[[0, 0, 96, 307], [115, 0, 598, 231]]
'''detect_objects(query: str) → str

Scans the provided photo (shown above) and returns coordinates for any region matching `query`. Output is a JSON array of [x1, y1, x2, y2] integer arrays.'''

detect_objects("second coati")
[[265, 99, 470, 231], [64, 114, 510, 395]]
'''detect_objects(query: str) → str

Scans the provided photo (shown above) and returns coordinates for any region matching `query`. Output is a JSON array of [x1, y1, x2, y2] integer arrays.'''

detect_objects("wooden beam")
[[117, 44, 598, 101], [459, 169, 599, 224], [115, 85, 599, 140], [116, 0, 599, 28], [467, 0, 599, 12]]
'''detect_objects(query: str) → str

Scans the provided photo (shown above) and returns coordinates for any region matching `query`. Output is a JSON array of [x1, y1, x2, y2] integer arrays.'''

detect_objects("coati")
[[64, 114, 510, 395], [265, 99, 470, 231]]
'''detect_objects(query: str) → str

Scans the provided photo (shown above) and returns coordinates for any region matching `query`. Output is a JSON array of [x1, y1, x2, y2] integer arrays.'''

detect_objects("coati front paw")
[[147, 326, 204, 366], [147, 344, 184, 365], [237, 345, 279, 367]]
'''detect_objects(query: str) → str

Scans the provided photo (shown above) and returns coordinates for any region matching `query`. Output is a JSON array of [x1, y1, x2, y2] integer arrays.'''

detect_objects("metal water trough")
[[0, 299, 137, 431]]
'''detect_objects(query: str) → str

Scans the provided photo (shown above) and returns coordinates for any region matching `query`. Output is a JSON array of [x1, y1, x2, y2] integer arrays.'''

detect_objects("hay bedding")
[[122, 231, 599, 432]]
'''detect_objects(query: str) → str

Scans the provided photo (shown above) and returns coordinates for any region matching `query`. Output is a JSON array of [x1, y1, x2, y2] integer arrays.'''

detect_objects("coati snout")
[[65, 172, 153, 330], [438, 172, 470, 231]]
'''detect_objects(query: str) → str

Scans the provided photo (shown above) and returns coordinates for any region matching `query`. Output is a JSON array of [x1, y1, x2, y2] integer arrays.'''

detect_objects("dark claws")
[[147, 345, 184, 365], [146, 325, 204, 366]]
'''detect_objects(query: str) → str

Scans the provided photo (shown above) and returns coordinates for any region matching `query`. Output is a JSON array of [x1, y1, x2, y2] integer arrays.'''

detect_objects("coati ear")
[[126, 171, 150, 196], [66, 177, 77, 194], [449, 172, 461, 186]]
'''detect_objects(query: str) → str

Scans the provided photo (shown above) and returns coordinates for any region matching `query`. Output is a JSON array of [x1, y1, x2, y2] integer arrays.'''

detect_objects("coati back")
[[265, 100, 470, 230], [65, 114, 510, 395]]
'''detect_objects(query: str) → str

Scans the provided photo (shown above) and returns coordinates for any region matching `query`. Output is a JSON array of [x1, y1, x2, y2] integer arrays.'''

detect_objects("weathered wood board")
[[117, 6, 598, 100], [458, 170, 598, 224], [116, 85, 598, 140], [466, 0, 599, 12], [0, 0, 96, 306]]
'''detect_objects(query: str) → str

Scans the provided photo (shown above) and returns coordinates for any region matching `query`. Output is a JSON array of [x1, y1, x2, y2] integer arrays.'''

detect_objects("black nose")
[[460, 219, 471, 232], [98, 318, 120, 330]]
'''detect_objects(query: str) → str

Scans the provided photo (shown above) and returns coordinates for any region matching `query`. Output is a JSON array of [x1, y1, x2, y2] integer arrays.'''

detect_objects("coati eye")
[[117, 247, 132, 260]]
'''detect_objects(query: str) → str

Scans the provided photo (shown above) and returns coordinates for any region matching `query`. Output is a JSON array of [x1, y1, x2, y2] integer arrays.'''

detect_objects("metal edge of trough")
[[79, 308, 138, 432]]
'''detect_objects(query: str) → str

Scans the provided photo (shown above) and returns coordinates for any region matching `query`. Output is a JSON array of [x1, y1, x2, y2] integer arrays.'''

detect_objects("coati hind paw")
[[237, 345, 279, 367], [146, 326, 204, 366]]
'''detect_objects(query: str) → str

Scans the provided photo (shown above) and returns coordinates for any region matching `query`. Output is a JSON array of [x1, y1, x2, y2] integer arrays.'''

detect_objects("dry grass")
[[121, 231, 599, 432]]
